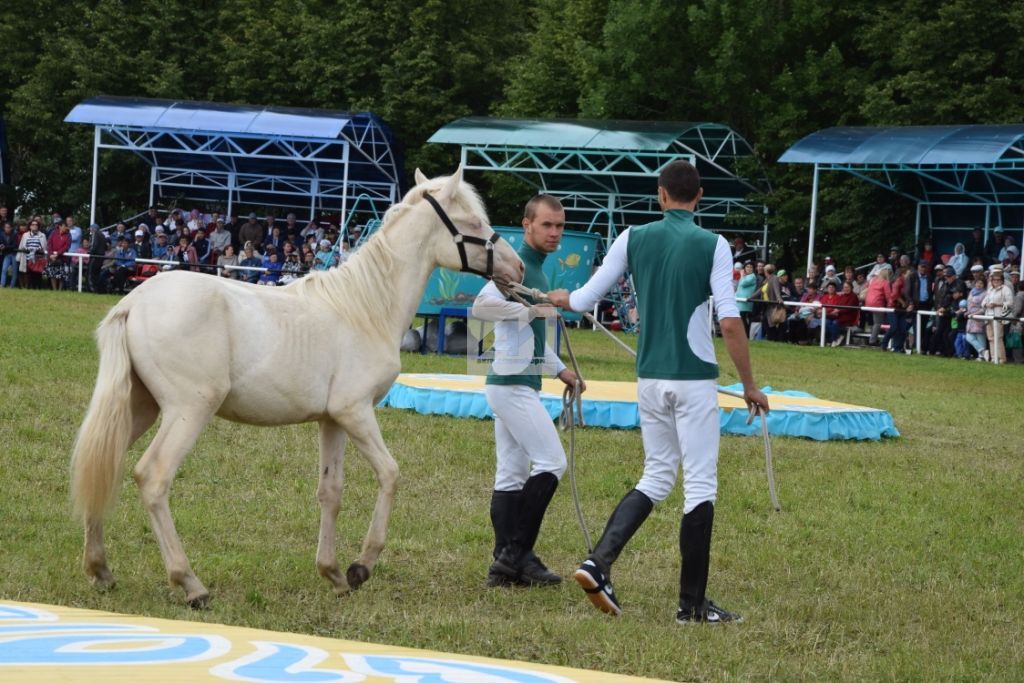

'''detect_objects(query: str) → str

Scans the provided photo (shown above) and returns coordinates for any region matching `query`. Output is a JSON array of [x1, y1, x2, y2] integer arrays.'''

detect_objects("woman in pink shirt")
[[864, 268, 895, 346]]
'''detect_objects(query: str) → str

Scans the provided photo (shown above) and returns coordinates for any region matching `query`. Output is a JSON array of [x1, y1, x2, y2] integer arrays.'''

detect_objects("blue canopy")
[[65, 96, 401, 224], [780, 125, 1024, 268], [779, 125, 1024, 166]]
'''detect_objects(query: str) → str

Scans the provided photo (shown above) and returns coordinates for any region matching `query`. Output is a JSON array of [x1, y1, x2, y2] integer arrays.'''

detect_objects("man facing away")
[[547, 160, 770, 624], [471, 194, 583, 587]]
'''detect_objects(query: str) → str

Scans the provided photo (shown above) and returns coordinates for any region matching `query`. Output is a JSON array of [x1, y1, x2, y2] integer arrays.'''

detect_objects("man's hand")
[[546, 289, 571, 308], [744, 386, 770, 415], [558, 368, 585, 393], [529, 303, 559, 320]]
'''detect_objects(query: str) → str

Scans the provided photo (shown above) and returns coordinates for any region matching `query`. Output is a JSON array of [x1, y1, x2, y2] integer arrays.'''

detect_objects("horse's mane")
[[292, 173, 488, 343]]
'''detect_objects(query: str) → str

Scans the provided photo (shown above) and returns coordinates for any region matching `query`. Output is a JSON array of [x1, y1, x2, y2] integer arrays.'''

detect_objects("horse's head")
[[412, 166, 524, 286]]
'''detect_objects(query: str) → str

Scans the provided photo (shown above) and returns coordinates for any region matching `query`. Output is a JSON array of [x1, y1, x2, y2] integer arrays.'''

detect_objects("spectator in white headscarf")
[[948, 242, 968, 278]]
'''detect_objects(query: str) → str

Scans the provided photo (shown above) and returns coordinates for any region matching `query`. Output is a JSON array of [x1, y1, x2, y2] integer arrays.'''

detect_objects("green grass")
[[1, 289, 1022, 681]]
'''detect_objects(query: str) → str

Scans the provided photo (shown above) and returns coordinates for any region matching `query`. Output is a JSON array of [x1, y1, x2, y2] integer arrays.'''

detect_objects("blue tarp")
[[380, 375, 899, 441]]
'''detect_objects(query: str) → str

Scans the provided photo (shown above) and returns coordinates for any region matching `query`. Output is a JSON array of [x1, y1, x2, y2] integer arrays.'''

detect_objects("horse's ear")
[[438, 164, 464, 202], [414, 168, 428, 186]]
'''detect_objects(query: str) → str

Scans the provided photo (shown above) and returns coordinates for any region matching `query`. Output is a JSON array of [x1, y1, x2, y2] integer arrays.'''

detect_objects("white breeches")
[[635, 378, 720, 514], [485, 384, 567, 491]]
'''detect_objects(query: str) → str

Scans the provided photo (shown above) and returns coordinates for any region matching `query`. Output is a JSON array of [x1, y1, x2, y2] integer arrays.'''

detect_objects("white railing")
[[720, 295, 1022, 362], [64, 253, 277, 292]]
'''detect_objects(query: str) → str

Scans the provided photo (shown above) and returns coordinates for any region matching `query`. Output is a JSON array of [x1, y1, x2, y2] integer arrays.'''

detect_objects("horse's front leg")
[[315, 419, 349, 594], [336, 404, 399, 590]]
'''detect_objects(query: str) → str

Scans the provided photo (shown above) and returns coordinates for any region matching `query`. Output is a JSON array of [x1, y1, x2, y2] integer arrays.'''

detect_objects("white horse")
[[70, 167, 523, 607]]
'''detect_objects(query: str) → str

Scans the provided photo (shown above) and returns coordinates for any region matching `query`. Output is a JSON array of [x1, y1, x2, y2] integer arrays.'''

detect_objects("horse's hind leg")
[[133, 407, 213, 607], [83, 376, 159, 590], [336, 405, 399, 590], [315, 419, 349, 594]]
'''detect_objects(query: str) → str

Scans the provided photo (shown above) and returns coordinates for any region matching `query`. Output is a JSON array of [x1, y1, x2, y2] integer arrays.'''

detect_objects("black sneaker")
[[518, 553, 561, 586], [676, 599, 743, 624], [485, 562, 517, 587], [573, 560, 622, 616], [485, 557, 519, 587]]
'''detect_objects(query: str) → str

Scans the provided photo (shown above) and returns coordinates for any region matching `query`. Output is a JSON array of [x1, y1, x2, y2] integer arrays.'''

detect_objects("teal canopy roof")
[[780, 125, 1024, 267], [429, 118, 732, 152], [779, 125, 1024, 166], [429, 117, 769, 236]]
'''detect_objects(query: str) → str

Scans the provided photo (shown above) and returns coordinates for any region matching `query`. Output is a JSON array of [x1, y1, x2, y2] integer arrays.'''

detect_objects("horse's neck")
[[383, 234, 437, 341], [331, 217, 438, 346]]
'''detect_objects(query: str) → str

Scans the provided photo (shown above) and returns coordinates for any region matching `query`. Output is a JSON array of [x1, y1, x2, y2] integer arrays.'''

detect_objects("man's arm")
[[547, 229, 630, 311], [719, 317, 770, 413], [472, 280, 532, 322], [709, 237, 740, 320]]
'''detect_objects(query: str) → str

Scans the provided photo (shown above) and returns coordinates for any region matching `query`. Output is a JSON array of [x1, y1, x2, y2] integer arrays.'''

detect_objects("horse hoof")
[[89, 568, 116, 592], [186, 592, 211, 610], [346, 563, 370, 590], [318, 564, 349, 592]]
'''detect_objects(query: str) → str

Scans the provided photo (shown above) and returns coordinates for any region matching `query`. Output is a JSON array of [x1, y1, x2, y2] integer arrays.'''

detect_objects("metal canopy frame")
[[65, 96, 400, 225], [780, 125, 1024, 272], [429, 118, 770, 245], [0, 115, 9, 186]]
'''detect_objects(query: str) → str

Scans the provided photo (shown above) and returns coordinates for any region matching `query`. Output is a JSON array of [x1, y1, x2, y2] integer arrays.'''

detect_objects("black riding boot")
[[678, 501, 714, 611], [493, 472, 561, 585], [486, 490, 521, 586], [589, 488, 654, 575]]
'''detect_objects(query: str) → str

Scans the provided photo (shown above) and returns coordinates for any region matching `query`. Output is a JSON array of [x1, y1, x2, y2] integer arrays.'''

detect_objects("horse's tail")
[[70, 302, 134, 522]]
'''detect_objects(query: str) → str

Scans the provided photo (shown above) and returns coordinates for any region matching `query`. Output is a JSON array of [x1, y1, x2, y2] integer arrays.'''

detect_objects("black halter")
[[423, 192, 501, 279]]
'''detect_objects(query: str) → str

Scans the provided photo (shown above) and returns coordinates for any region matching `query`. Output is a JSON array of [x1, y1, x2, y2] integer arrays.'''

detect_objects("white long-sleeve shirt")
[[567, 228, 740, 320], [473, 280, 567, 378]]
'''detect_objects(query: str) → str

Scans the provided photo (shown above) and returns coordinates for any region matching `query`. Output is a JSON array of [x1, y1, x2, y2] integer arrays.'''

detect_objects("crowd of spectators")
[[4, 206, 1022, 364], [729, 230, 1024, 365], [0, 205, 359, 294]]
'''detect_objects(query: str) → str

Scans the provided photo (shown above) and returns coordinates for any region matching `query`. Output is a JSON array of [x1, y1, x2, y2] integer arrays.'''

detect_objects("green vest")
[[486, 242, 550, 390], [627, 209, 720, 380]]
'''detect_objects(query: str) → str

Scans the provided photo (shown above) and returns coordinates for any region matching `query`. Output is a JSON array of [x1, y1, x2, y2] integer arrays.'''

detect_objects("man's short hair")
[[658, 160, 701, 203], [523, 194, 564, 221]]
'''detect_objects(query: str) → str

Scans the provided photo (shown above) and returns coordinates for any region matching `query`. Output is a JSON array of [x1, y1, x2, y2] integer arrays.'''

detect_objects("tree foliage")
[[2, 0, 1023, 264]]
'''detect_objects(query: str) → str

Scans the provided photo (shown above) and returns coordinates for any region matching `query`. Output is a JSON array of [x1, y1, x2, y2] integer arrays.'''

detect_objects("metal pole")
[[819, 305, 826, 347], [340, 143, 350, 231], [984, 204, 990, 245], [309, 177, 318, 223], [227, 172, 235, 220], [89, 127, 101, 225], [806, 164, 820, 276], [915, 311, 922, 355], [148, 166, 156, 209], [77, 255, 84, 293], [762, 205, 769, 261], [914, 203, 921, 248], [607, 194, 616, 249]]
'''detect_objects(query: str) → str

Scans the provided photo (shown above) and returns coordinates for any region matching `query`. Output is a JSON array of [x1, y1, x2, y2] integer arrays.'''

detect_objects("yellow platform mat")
[[0, 601, 670, 682]]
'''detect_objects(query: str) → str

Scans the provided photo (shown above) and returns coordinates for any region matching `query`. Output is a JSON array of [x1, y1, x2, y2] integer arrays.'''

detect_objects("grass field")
[[1, 288, 1022, 681]]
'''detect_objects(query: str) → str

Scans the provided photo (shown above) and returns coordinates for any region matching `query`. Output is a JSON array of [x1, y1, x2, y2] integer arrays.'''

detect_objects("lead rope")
[[557, 315, 593, 553], [501, 283, 594, 552], [498, 280, 780, 514]]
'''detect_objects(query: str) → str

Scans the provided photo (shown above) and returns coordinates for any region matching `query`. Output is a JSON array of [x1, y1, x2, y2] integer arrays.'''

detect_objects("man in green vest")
[[548, 160, 770, 623], [471, 194, 584, 587]]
